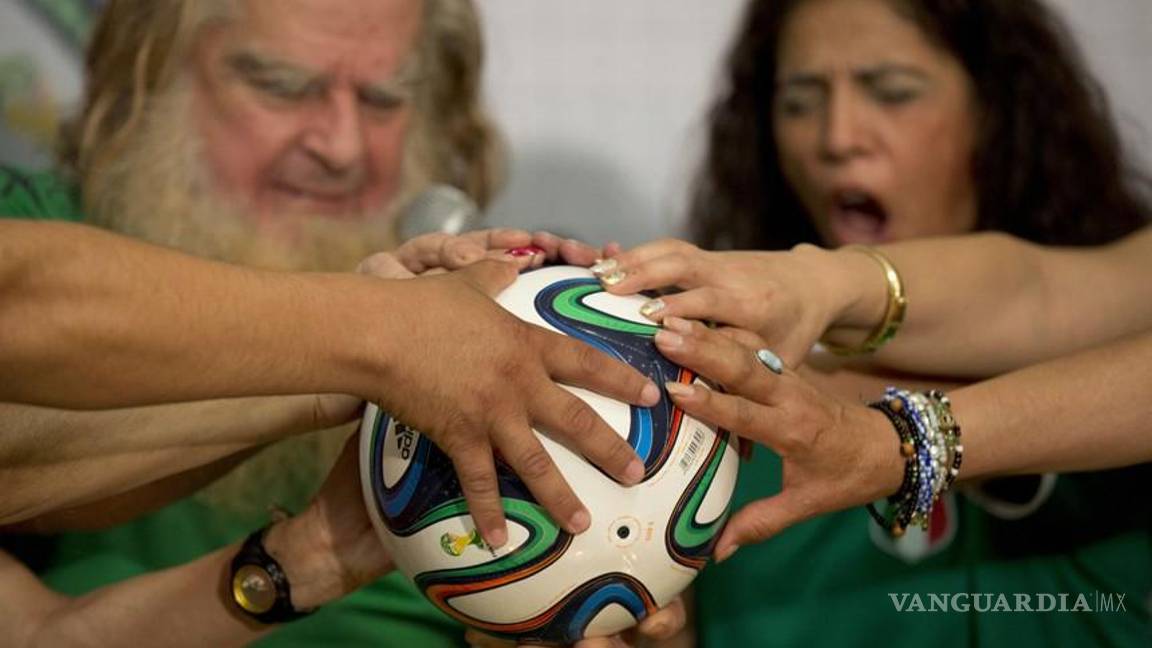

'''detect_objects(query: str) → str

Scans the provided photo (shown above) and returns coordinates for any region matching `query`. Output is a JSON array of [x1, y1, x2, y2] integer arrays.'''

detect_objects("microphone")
[[397, 184, 483, 241]]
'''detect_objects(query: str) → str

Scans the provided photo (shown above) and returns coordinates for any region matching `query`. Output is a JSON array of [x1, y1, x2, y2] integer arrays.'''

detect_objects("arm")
[[0, 437, 390, 648], [2, 221, 660, 548], [600, 228, 1152, 376], [0, 395, 358, 526], [647, 318, 1152, 554]]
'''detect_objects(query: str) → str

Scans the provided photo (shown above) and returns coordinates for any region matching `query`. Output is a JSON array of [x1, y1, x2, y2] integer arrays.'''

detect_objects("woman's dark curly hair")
[[690, 0, 1150, 250]]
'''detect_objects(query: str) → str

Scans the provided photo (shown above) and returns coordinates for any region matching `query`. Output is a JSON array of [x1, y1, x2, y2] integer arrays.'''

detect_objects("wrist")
[[818, 246, 901, 351], [261, 513, 349, 609]]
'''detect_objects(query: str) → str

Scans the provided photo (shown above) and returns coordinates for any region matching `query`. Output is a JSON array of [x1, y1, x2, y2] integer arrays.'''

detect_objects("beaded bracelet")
[[865, 387, 963, 537]]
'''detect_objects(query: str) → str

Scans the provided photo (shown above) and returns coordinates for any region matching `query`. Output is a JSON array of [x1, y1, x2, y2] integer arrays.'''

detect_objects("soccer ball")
[[358, 265, 739, 644]]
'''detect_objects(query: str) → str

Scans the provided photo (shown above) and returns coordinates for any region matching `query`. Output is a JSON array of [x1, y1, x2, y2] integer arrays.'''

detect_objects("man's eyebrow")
[[226, 50, 315, 81]]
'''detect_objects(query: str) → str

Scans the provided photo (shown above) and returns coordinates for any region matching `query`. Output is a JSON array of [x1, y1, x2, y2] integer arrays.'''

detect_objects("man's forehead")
[[219, 0, 424, 79]]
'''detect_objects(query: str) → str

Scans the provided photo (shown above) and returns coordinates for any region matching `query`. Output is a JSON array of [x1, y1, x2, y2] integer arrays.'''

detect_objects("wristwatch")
[[229, 526, 315, 624]]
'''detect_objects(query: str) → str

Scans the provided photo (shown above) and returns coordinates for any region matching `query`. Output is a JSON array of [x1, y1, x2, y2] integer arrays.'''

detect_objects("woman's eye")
[[873, 86, 918, 105], [777, 91, 819, 117]]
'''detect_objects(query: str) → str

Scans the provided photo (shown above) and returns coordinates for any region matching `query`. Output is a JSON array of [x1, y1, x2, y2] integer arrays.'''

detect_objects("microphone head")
[[397, 184, 482, 241]]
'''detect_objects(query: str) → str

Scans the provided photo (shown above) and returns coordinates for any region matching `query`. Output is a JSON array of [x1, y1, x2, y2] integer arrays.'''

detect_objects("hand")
[[462, 595, 686, 647], [264, 434, 393, 609], [388, 229, 604, 275], [371, 260, 660, 548], [595, 239, 885, 367], [651, 317, 903, 561]]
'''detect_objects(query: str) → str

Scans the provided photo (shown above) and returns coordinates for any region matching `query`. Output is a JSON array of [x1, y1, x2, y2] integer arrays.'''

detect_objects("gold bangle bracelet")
[[821, 245, 907, 355]]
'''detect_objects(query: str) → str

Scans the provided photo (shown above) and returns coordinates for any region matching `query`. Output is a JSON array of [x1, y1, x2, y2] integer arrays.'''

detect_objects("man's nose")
[[819, 90, 869, 164], [302, 90, 366, 173]]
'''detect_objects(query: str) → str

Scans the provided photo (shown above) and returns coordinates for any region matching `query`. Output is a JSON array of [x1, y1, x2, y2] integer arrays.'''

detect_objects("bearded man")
[[0, 1, 682, 645]]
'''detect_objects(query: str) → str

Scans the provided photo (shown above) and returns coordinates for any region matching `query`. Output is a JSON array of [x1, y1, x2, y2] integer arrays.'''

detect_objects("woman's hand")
[[652, 317, 904, 561], [597, 239, 888, 367]]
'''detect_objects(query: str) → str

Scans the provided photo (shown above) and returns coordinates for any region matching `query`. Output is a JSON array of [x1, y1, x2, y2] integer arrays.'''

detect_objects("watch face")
[[233, 564, 277, 614]]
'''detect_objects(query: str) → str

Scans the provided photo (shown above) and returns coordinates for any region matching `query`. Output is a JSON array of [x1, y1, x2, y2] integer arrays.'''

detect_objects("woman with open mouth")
[[596, 0, 1151, 646]]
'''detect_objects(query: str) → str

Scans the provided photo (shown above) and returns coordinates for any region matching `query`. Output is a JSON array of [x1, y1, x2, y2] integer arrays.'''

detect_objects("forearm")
[[0, 396, 340, 525], [951, 330, 1152, 479], [0, 221, 387, 408], [4, 504, 383, 648], [821, 229, 1152, 376]]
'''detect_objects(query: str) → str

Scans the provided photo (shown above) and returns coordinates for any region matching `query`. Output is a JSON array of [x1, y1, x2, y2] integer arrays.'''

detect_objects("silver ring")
[[755, 348, 785, 375]]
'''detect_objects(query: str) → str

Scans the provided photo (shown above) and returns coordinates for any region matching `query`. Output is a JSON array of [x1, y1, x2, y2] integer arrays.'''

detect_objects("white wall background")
[[480, 0, 1152, 246]]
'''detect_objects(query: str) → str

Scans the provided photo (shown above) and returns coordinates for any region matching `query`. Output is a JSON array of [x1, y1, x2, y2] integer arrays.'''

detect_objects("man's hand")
[[463, 595, 687, 647], [368, 260, 659, 547]]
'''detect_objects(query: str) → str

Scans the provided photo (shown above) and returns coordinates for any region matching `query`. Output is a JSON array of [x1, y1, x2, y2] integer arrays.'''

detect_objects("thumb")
[[455, 258, 520, 297], [714, 492, 808, 562]]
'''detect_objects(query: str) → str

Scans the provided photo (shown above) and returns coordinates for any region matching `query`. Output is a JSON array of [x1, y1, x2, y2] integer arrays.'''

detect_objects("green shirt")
[[0, 165, 466, 647], [697, 448, 1151, 647]]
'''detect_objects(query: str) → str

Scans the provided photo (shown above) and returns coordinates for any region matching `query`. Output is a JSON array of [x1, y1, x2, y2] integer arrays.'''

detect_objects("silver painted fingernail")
[[591, 258, 618, 275], [640, 299, 665, 319]]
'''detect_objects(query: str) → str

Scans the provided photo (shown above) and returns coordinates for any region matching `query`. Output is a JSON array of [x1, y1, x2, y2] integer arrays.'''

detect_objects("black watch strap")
[[229, 526, 315, 624]]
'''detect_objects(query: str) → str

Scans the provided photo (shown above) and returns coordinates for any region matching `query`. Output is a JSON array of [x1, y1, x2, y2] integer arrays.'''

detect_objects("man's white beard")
[[85, 83, 400, 272], [84, 83, 404, 514]]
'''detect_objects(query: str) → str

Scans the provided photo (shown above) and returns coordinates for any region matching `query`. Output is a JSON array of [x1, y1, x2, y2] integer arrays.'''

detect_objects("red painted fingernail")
[[506, 245, 545, 257]]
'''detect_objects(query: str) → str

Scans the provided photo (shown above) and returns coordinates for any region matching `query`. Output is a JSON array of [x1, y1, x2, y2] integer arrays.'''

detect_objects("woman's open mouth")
[[828, 189, 889, 245]]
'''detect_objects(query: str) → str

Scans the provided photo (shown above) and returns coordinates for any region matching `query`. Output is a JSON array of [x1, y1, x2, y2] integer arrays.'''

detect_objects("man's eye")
[[358, 89, 407, 112], [249, 77, 311, 101]]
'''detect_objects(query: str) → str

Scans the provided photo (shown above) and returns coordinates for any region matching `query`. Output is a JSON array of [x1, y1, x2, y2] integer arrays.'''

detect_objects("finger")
[[357, 252, 416, 279], [449, 442, 508, 548], [662, 380, 782, 449], [463, 629, 515, 647], [602, 241, 624, 259], [597, 251, 710, 296], [655, 318, 782, 398], [635, 287, 735, 325], [529, 231, 565, 259], [557, 238, 602, 266], [715, 326, 769, 351], [455, 259, 520, 297], [540, 333, 660, 407], [394, 233, 480, 273], [714, 493, 809, 561], [572, 637, 630, 648], [531, 386, 644, 486], [604, 238, 692, 268], [494, 421, 589, 535], [466, 228, 534, 251], [635, 596, 687, 640]]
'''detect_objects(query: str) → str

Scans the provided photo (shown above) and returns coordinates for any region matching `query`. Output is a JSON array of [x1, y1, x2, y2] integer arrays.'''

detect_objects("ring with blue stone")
[[755, 348, 785, 375]]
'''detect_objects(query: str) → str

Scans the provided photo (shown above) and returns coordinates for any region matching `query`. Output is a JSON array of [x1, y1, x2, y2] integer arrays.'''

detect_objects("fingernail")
[[624, 459, 645, 484], [590, 258, 618, 275], [640, 382, 661, 405], [647, 621, 670, 637], [755, 348, 785, 375], [654, 329, 683, 349], [663, 316, 692, 334], [639, 299, 665, 319], [715, 543, 740, 563], [506, 245, 544, 257], [600, 270, 627, 286], [486, 526, 508, 549], [664, 381, 694, 398], [568, 509, 591, 534]]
